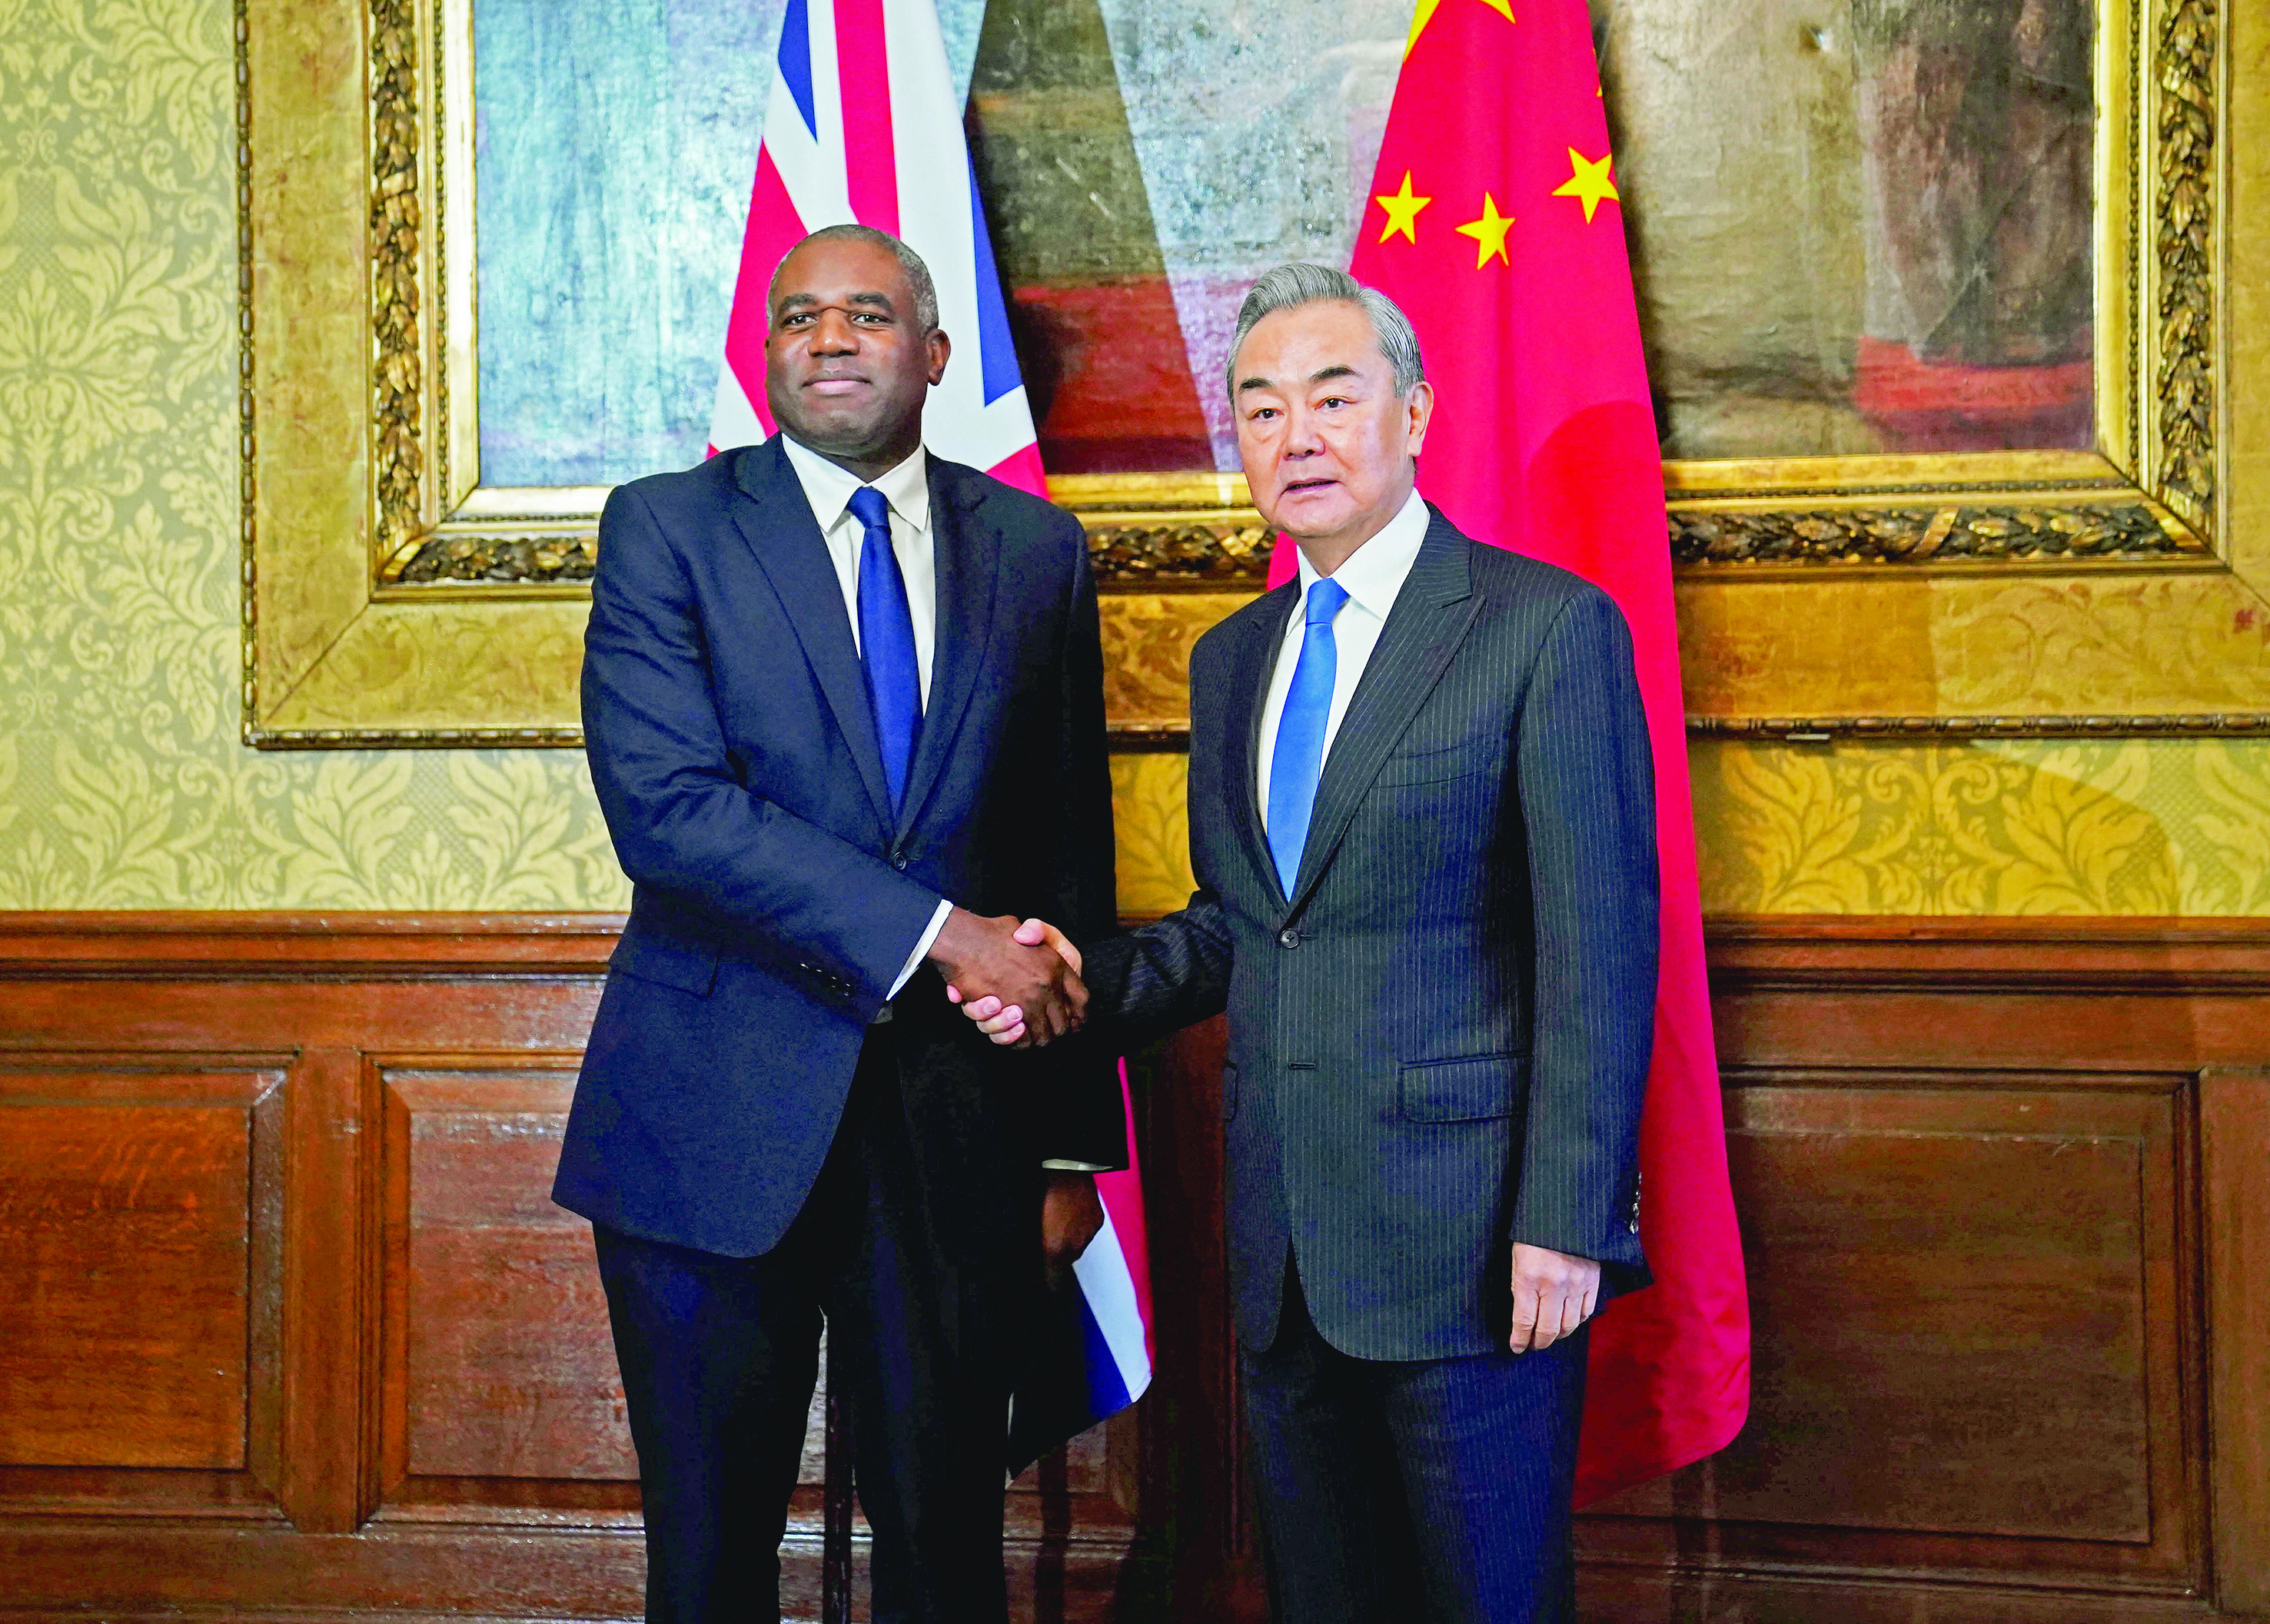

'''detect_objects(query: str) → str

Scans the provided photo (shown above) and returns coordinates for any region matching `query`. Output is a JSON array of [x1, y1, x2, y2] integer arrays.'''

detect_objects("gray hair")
[[769, 223, 939, 333], [1226, 264, 1425, 400]]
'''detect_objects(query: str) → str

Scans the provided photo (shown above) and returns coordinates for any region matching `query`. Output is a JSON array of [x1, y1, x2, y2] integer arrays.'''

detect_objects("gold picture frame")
[[242, 0, 2263, 747]]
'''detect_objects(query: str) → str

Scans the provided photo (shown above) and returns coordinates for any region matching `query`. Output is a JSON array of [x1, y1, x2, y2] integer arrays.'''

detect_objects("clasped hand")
[[931, 910, 1086, 1046], [946, 917, 1078, 1048]]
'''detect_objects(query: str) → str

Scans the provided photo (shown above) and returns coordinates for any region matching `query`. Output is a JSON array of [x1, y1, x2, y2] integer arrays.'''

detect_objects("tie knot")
[[1305, 577, 1350, 627], [848, 485, 891, 532]]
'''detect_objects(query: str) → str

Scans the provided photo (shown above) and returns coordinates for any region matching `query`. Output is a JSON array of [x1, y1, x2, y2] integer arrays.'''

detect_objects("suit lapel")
[[896, 459, 1000, 841], [725, 440, 895, 835], [1225, 585, 1298, 905], [1286, 512, 1480, 913]]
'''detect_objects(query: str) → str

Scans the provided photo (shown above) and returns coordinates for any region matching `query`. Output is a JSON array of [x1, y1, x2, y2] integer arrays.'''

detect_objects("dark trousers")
[[593, 1031, 1015, 1624], [1241, 1261, 1589, 1624]]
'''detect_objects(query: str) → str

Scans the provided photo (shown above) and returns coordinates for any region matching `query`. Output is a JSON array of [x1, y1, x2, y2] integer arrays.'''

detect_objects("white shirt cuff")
[[1042, 1161, 1107, 1172], [889, 898, 955, 998]]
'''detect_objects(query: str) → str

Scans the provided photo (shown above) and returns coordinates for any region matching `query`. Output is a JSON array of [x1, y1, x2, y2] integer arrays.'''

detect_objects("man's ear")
[[1403, 379, 1436, 457], [926, 327, 952, 385]]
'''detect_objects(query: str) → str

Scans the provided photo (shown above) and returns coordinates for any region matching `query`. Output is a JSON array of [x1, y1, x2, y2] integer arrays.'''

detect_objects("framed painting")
[[241, 0, 2258, 746]]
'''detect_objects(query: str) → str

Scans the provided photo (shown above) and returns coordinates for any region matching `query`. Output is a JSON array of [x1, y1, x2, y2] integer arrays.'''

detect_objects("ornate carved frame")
[[241, 0, 2259, 746]]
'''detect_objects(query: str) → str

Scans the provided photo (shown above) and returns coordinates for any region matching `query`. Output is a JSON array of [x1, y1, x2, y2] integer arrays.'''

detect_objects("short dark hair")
[[768, 224, 939, 332]]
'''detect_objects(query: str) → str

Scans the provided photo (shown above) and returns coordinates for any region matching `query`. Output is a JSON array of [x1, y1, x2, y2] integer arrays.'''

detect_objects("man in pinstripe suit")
[[956, 264, 1657, 1622]]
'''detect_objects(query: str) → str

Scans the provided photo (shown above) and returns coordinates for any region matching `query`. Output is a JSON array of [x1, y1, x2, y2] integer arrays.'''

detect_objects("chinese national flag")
[[1325, 0, 1752, 1502]]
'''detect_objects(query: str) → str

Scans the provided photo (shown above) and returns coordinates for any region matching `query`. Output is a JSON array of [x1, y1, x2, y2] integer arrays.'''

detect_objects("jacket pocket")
[[610, 933, 722, 997], [1398, 1054, 1525, 1122], [1371, 733, 1495, 788], [1219, 1062, 1239, 1121]]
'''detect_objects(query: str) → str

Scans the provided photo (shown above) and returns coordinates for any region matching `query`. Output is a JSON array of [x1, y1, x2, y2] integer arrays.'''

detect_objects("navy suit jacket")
[[1081, 508, 1657, 1360], [554, 437, 1125, 1262]]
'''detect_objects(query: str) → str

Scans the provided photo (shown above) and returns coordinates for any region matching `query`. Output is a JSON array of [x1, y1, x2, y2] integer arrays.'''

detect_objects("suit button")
[[890, 852, 908, 871], [1278, 928, 1301, 948]]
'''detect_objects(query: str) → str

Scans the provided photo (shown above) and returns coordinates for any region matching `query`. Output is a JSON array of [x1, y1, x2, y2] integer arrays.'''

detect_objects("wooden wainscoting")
[[1581, 921, 2270, 1624], [0, 915, 1137, 1623], [0, 915, 2265, 1622]]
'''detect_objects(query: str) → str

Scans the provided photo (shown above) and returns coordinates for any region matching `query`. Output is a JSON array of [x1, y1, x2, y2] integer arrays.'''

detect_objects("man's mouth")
[[1281, 477, 1337, 494], [806, 374, 869, 396]]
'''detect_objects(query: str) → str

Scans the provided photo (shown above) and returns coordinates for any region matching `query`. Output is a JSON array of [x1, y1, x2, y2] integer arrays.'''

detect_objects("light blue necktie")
[[1266, 576, 1350, 896], [849, 485, 920, 813]]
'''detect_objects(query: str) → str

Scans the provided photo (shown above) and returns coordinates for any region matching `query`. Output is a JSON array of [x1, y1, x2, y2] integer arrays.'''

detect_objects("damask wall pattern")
[[1690, 738, 2270, 916], [0, 0, 628, 910], [2, 0, 2268, 918]]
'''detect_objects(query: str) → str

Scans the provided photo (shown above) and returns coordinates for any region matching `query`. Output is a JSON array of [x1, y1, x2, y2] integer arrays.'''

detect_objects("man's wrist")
[[889, 898, 953, 998], [925, 905, 979, 973]]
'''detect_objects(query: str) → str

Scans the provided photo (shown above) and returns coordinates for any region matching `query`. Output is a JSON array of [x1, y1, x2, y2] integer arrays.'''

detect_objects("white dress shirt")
[[779, 434, 952, 994], [1256, 487, 1431, 824]]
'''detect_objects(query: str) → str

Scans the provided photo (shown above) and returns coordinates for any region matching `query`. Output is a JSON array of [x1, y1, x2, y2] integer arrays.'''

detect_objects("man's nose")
[[809, 310, 860, 353], [1281, 409, 1324, 456]]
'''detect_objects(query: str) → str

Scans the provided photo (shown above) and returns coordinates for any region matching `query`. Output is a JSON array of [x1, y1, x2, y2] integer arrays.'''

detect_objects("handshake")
[[926, 908, 1083, 1048]]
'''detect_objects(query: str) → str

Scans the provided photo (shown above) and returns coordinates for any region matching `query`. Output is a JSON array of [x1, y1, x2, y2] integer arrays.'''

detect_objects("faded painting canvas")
[[1604, 0, 2094, 458], [468, 0, 2096, 487]]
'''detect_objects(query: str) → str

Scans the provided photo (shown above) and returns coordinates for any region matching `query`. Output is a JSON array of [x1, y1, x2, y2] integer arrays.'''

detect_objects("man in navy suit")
[[961, 264, 1658, 1622], [555, 224, 1122, 1624]]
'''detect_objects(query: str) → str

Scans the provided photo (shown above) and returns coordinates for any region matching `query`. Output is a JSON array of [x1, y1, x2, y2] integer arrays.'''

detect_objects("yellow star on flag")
[[1374, 171, 1432, 244], [1454, 192, 1515, 267], [1407, 0, 1514, 57], [1553, 148, 1619, 221]]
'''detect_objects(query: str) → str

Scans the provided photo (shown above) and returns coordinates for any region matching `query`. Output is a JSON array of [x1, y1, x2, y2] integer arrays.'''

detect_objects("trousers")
[[593, 1030, 1018, 1623], [1240, 1259, 1590, 1623]]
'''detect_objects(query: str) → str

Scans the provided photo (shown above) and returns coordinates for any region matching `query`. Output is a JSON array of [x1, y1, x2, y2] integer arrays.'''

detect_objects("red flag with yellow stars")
[[1332, 0, 1751, 1503]]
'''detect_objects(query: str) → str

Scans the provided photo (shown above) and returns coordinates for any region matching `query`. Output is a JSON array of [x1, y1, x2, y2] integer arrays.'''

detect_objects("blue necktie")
[[1266, 576, 1350, 896], [849, 485, 920, 813]]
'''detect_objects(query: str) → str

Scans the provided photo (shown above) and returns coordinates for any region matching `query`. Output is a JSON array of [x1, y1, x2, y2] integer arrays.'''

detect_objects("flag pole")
[[822, 1326, 852, 1622]]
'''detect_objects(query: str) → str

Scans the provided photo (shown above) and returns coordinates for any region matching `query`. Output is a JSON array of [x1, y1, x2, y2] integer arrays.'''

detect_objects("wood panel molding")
[[0, 912, 1138, 1622], [0, 913, 2264, 1622]]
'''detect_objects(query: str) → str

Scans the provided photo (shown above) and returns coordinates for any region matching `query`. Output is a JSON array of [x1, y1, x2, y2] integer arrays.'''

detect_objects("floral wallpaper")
[[0, 0, 624, 909], [1118, 741, 2270, 919], [1690, 738, 2270, 916], [2, 0, 2266, 918]]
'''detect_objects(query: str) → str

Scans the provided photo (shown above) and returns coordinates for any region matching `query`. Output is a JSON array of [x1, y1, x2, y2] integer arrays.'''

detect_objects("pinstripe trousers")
[[1241, 1257, 1588, 1624]]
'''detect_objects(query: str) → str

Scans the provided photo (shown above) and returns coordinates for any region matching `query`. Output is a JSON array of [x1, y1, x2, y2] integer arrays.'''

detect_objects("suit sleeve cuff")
[[888, 898, 955, 998]]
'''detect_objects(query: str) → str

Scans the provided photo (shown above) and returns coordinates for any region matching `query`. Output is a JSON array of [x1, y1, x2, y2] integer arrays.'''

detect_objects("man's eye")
[[1319, 397, 1349, 409], [1249, 407, 1279, 421], [854, 312, 888, 324]]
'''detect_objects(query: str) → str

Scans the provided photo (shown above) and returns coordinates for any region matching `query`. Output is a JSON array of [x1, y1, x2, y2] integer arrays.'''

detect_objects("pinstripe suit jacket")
[[1082, 506, 1657, 1360]]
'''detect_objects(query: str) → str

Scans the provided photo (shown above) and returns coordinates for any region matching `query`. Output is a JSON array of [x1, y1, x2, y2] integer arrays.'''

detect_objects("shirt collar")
[[779, 433, 932, 534], [1293, 487, 1430, 621]]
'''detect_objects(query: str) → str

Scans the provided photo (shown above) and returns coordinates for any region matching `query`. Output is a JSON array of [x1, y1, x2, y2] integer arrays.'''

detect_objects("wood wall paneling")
[[1584, 1071, 2195, 1601], [0, 1061, 284, 1516], [0, 915, 2265, 1622], [1704, 1079, 2166, 1544], [379, 1063, 635, 1496], [2203, 1068, 2270, 1616], [0, 917, 1134, 1619]]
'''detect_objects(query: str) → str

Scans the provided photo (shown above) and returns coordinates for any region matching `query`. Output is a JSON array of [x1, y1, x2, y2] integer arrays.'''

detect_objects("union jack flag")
[[706, 0, 1045, 495]]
